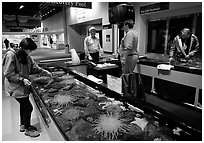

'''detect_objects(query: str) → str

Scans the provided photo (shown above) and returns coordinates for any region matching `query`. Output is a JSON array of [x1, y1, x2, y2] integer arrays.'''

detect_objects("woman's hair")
[[16, 49, 28, 65], [124, 19, 135, 29], [19, 37, 37, 50], [17, 37, 37, 64]]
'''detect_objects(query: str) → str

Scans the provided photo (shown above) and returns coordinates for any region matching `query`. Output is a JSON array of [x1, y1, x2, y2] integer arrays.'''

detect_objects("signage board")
[[140, 2, 169, 14], [102, 29, 113, 52], [45, 2, 92, 9]]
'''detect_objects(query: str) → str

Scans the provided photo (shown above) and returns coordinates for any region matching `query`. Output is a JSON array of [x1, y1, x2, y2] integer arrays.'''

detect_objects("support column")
[[112, 24, 119, 54], [63, 7, 69, 54]]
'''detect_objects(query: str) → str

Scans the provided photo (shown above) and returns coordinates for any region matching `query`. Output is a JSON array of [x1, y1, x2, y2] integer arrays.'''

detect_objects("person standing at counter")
[[84, 26, 103, 62], [4, 38, 9, 49], [3, 37, 52, 137], [119, 19, 139, 74], [169, 28, 199, 63]]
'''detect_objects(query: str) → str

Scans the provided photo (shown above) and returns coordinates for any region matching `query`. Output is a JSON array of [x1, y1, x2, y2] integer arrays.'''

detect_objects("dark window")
[[147, 20, 167, 54], [195, 13, 202, 59], [168, 15, 193, 43], [147, 14, 200, 56]]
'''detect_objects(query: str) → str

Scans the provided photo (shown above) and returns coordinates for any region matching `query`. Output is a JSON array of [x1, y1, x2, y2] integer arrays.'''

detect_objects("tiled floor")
[[2, 90, 51, 141]]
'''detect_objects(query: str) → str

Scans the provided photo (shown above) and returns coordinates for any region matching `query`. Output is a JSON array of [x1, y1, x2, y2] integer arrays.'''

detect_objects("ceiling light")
[[19, 5, 25, 10]]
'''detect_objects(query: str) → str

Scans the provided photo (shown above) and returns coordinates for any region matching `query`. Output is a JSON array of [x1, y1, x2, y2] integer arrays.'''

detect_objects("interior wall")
[[68, 24, 89, 53], [42, 11, 64, 33], [41, 2, 201, 56], [132, 3, 149, 56], [66, 2, 109, 53]]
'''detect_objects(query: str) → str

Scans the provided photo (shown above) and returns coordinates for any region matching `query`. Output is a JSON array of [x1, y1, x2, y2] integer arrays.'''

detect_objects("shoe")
[[20, 125, 25, 132], [25, 129, 40, 137], [28, 125, 37, 131]]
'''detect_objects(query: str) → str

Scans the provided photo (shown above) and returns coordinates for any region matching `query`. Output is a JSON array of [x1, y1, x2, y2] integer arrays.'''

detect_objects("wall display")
[[102, 29, 112, 52]]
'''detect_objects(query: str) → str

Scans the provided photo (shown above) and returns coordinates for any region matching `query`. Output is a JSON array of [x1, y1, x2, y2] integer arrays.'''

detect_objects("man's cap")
[[89, 27, 96, 32]]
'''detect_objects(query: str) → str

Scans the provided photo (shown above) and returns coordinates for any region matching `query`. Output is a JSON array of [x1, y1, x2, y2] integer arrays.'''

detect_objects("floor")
[[2, 89, 51, 141]]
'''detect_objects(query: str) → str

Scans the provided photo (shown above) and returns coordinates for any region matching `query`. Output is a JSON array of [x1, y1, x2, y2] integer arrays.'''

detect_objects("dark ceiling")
[[2, 2, 63, 20], [3, 2, 41, 17], [2, 2, 63, 30]]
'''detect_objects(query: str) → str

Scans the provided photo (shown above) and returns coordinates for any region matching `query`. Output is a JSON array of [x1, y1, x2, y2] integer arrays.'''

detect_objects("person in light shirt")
[[119, 19, 139, 74], [84, 26, 103, 62]]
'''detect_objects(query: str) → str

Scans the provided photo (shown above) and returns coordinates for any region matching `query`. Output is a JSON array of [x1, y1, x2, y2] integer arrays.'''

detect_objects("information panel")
[[45, 2, 92, 9], [140, 2, 169, 14], [107, 74, 122, 94]]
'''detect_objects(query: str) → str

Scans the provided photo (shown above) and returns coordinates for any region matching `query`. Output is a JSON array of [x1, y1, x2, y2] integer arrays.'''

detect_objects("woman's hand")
[[42, 69, 52, 77], [23, 78, 31, 86]]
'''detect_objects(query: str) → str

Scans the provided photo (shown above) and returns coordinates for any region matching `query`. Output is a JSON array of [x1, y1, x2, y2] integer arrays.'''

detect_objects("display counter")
[[29, 63, 201, 141], [38, 57, 121, 83], [136, 58, 202, 108]]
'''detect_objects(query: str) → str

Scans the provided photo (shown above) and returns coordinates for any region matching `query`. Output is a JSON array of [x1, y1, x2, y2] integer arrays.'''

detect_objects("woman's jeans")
[[15, 97, 33, 129]]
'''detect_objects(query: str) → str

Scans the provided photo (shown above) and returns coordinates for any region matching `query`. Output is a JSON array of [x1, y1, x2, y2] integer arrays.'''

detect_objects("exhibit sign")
[[45, 2, 92, 9], [140, 2, 169, 14], [107, 74, 122, 94]]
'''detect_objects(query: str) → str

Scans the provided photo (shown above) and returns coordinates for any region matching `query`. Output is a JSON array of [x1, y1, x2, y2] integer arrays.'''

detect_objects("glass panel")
[[168, 16, 194, 43], [147, 14, 196, 56], [147, 20, 167, 54]]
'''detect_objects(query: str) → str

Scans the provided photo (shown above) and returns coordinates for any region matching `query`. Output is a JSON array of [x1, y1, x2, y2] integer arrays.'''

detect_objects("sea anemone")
[[106, 104, 122, 115], [52, 94, 76, 107], [93, 112, 131, 140], [62, 108, 82, 121]]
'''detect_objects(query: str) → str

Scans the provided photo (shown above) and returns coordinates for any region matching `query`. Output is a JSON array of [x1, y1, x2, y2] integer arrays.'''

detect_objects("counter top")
[[138, 58, 202, 75]]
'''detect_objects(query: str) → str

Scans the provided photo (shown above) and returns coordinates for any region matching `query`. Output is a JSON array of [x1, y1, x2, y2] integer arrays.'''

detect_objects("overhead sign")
[[140, 2, 169, 14], [45, 2, 92, 9]]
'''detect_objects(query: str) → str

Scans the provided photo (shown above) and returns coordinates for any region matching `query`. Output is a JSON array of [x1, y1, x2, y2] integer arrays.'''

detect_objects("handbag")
[[121, 72, 145, 101]]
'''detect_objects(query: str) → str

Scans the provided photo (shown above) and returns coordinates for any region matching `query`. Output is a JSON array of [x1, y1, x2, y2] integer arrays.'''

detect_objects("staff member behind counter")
[[84, 27, 104, 62], [169, 28, 199, 63]]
